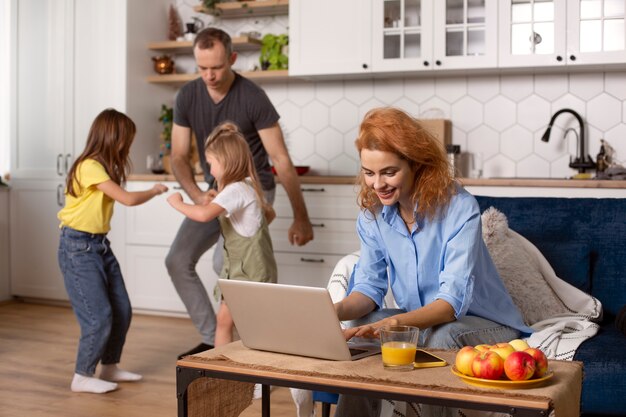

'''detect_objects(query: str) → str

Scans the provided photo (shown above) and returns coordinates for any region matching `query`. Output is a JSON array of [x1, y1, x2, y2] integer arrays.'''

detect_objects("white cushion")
[[481, 207, 569, 326]]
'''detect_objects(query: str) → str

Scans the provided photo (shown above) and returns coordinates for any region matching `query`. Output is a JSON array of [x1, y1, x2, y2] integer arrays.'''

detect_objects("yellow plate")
[[451, 366, 554, 389]]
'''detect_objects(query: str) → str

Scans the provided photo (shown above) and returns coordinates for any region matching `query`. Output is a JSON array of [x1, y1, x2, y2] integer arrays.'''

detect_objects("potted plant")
[[259, 33, 288, 70], [158, 104, 173, 173]]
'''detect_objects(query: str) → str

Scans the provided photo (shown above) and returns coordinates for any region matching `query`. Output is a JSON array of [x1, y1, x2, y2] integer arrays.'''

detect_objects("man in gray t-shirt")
[[165, 28, 313, 359]]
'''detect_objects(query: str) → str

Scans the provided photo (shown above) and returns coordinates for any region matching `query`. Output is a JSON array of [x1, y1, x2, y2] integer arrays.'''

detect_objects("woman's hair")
[[355, 107, 455, 221], [193, 27, 233, 56], [204, 122, 271, 213], [66, 108, 136, 197]]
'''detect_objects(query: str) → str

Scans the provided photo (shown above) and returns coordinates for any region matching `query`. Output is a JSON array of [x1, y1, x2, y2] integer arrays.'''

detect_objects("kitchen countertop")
[[128, 174, 626, 189]]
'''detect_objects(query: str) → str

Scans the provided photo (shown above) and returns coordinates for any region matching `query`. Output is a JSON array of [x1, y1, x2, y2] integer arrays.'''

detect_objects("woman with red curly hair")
[[334, 108, 531, 416]]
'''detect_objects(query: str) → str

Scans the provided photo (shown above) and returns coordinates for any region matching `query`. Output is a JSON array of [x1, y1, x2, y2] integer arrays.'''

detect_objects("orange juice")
[[382, 341, 417, 366]]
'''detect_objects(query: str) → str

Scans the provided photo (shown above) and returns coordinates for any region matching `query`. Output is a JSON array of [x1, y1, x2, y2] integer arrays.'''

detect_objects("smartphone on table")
[[413, 349, 448, 369]]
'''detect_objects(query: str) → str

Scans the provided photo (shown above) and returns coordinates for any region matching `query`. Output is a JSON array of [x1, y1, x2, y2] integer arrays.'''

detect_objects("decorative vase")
[[152, 55, 175, 74]]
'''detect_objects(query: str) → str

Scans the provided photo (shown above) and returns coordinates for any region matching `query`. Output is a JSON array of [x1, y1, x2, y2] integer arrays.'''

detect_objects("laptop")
[[218, 279, 381, 361]]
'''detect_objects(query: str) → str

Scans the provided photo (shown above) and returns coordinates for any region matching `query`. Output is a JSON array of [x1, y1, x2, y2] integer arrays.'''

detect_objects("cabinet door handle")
[[64, 153, 72, 174], [569, 55, 576, 61], [435, 60, 442, 66], [57, 184, 65, 207], [362, 63, 368, 69], [556, 55, 563, 62], [423, 61, 430, 66], [300, 257, 324, 263], [56, 154, 64, 176], [311, 223, 325, 228], [301, 187, 325, 193]]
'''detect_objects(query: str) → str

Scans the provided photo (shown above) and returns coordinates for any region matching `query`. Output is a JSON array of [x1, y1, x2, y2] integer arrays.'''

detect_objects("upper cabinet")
[[288, 0, 372, 76], [499, 0, 626, 67], [371, 0, 498, 72], [289, 0, 498, 76]]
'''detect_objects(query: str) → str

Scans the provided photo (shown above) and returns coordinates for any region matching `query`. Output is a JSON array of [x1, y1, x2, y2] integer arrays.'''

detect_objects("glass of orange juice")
[[380, 325, 419, 371]]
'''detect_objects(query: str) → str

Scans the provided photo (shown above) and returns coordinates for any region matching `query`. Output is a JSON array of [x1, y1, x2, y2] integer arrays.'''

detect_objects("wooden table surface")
[[176, 342, 583, 417]]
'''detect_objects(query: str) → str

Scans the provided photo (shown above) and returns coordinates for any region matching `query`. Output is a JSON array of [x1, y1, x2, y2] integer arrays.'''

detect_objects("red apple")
[[525, 347, 549, 378], [471, 350, 505, 380], [489, 342, 516, 361], [455, 346, 480, 376], [504, 351, 536, 381]]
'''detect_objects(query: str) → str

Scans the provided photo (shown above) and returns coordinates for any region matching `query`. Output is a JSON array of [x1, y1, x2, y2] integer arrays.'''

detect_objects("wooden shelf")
[[148, 36, 262, 53], [146, 69, 290, 86], [194, 0, 289, 18]]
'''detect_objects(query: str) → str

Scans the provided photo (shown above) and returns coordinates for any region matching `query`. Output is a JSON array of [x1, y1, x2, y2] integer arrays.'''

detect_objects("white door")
[[566, 0, 626, 65], [432, 0, 498, 69], [498, 0, 568, 67], [288, 0, 372, 76]]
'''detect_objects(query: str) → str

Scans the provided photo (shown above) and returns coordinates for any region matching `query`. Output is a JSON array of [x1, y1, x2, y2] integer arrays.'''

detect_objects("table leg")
[[262, 384, 271, 417], [176, 366, 207, 417]]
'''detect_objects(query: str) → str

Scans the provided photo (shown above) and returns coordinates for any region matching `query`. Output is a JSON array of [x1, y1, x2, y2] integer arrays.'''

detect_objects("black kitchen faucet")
[[541, 108, 596, 173]]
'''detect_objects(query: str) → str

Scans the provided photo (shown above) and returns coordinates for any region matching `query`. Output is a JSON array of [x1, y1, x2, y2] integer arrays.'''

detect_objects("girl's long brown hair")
[[355, 107, 456, 221], [65, 108, 135, 197], [204, 122, 271, 214]]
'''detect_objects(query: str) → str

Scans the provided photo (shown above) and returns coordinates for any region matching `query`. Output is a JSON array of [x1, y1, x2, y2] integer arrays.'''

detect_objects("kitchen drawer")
[[273, 184, 360, 220], [274, 252, 346, 288], [269, 217, 359, 255]]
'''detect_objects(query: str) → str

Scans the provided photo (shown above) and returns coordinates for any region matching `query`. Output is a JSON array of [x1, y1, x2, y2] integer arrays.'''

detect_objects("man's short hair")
[[193, 27, 233, 56]]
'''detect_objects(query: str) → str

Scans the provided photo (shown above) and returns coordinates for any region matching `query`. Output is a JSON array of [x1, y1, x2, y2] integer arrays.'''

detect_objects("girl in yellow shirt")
[[58, 109, 167, 394]]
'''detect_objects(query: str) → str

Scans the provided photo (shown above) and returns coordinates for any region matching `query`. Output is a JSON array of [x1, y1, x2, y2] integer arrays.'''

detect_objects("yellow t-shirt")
[[57, 159, 114, 234]]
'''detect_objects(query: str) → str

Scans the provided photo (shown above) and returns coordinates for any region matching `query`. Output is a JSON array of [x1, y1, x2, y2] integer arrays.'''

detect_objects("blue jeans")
[[58, 227, 132, 376], [336, 309, 521, 417], [165, 188, 275, 346]]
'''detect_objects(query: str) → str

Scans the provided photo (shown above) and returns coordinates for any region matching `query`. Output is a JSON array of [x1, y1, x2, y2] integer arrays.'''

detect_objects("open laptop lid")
[[218, 279, 380, 361]]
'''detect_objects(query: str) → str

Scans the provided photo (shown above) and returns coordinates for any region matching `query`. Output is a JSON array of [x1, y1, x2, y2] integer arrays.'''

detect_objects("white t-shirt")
[[212, 179, 263, 237]]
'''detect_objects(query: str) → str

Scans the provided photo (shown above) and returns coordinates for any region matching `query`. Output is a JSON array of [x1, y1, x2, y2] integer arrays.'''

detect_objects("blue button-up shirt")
[[349, 187, 532, 334]]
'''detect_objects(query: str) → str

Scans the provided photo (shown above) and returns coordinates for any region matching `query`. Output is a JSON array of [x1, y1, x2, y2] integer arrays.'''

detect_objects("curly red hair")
[[355, 107, 456, 221]]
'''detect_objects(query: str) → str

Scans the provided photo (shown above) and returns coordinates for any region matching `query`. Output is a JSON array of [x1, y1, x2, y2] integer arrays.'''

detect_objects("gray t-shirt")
[[173, 73, 279, 190]]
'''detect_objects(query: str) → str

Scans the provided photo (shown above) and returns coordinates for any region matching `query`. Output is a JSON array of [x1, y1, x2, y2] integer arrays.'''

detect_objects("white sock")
[[99, 364, 143, 382], [71, 373, 118, 394]]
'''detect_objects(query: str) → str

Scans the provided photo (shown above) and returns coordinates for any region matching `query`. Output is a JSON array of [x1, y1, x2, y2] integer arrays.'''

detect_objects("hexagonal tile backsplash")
[[176, 2, 625, 178]]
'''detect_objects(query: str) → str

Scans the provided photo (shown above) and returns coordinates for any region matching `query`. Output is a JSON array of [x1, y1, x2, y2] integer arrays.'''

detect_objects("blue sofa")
[[475, 196, 626, 417]]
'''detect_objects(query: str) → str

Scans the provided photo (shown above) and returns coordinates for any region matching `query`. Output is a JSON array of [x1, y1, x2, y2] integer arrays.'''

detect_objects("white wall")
[[0, 0, 11, 178], [0, 189, 10, 301]]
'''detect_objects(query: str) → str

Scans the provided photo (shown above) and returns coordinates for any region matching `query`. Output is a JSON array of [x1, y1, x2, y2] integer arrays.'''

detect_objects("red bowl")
[[271, 166, 310, 176]]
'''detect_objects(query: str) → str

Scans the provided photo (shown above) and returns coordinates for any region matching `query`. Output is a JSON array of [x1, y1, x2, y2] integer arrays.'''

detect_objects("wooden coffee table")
[[176, 342, 582, 417]]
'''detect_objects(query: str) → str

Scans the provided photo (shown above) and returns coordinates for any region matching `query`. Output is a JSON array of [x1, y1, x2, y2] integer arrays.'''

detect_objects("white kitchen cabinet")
[[288, 0, 372, 76], [112, 181, 362, 312], [9, 0, 127, 300], [289, 0, 497, 77], [499, 0, 626, 67], [372, 0, 498, 72], [12, 0, 74, 180], [269, 184, 361, 288], [0, 188, 10, 301], [118, 181, 221, 314], [9, 180, 67, 300]]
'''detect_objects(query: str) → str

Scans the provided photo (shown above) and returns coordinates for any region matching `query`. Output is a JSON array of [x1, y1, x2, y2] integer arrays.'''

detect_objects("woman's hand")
[[342, 316, 399, 341]]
